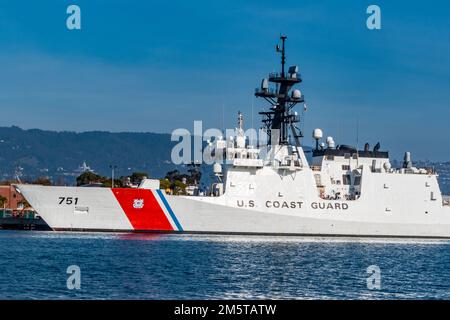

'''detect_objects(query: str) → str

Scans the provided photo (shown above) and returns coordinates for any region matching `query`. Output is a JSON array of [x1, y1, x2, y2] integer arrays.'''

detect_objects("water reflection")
[[1, 230, 450, 299]]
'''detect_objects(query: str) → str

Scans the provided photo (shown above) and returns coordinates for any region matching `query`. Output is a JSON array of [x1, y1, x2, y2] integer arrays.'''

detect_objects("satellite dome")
[[291, 89, 301, 99], [313, 128, 323, 140], [326, 136, 335, 148]]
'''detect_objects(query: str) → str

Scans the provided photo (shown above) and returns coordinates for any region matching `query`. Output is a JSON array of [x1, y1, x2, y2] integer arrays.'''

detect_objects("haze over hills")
[[0, 126, 449, 194], [0, 126, 179, 185]]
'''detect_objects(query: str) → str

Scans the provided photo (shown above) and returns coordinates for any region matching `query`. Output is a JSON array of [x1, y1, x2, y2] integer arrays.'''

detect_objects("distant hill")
[[0, 126, 180, 184]]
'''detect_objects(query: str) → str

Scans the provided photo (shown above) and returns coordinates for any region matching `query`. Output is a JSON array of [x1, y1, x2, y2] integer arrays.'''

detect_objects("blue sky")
[[0, 0, 449, 160]]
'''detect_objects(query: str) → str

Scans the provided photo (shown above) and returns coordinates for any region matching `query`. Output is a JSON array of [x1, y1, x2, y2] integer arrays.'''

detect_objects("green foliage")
[[76, 172, 104, 186], [76, 172, 125, 188], [172, 180, 187, 195], [130, 172, 149, 185], [163, 168, 200, 195], [159, 178, 171, 190], [0, 195, 7, 207], [101, 179, 124, 188], [187, 166, 202, 185], [33, 177, 52, 186], [165, 170, 189, 185]]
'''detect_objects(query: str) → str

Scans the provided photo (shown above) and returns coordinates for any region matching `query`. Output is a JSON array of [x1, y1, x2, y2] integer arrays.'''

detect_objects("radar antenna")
[[255, 35, 305, 145]]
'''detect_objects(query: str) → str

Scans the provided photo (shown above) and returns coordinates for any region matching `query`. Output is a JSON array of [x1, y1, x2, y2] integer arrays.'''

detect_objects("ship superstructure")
[[16, 36, 450, 237]]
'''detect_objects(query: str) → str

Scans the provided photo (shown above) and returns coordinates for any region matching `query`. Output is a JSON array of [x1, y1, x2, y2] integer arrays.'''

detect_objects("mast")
[[255, 35, 305, 146], [278, 35, 286, 77]]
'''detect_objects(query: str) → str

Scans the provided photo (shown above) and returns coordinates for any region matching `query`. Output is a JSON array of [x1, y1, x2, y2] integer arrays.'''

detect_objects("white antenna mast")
[[356, 118, 360, 166], [251, 96, 254, 130], [222, 102, 225, 134], [251, 95, 254, 145], [219, 98, 225, 135], [356, 118, 359, 148]]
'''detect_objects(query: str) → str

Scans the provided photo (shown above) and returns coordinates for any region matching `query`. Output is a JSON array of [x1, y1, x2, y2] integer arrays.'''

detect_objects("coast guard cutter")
[[16, 36, 450, 237]]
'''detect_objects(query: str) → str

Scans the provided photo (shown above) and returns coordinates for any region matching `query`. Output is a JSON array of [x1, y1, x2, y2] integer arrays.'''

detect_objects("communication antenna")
[[255, 35, 304, 145], [251, 96, 254, 130], [221, 100, 225, 135], [251, 95, 255, 145], [276, 34, 287, 77], [355, 117, 360, 148], [356, 118, 360, 166]]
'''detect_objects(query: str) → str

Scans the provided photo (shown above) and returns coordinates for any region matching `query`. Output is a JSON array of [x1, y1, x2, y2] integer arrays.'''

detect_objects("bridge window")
[[343, 174, 351, 185], [314, 174, 322, 187], [342, 165, 350, 171], [326, 155, 334, 160]]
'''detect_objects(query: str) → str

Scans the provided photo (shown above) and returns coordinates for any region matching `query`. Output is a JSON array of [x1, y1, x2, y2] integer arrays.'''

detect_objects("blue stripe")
[[156, 189, 183, 231]]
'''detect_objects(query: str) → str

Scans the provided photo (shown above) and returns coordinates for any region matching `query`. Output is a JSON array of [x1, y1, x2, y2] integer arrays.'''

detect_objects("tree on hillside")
[[101, 178, 124, 188], [0, 180, 17, 185], [76, 172, 104, 186], [187, 165, 201, 185], [165, 170, 188, 183], [130, 172, 149, 185], [33, 177, 52, 186], [160, 178, 171, 191], [172, 180, 187, 195]]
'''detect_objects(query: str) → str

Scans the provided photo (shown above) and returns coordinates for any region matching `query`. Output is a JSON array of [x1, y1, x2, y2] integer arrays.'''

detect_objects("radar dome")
[[291, 89, 301, 99], [326, 136, 335, 148], [313, 128, 323, 140]]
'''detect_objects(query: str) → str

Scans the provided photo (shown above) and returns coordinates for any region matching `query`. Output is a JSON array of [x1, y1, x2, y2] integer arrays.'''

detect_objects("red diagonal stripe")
[[111, 188, 173, 231]]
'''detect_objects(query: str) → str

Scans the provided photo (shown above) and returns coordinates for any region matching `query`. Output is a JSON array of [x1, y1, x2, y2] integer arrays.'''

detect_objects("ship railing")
[[254, 87, 278, 95], [277, 159, 303, 170], [417, 167, 436, 175], [397, 167, 436, 175], [268, 72, 302, 80]]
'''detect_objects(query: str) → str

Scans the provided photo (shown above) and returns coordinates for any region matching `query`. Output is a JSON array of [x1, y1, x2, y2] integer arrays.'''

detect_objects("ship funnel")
[[403, 152, 412, 169]]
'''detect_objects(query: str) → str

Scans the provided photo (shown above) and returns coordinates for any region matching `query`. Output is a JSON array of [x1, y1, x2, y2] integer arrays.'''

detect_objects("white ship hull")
[[16, 178, 450, 238]]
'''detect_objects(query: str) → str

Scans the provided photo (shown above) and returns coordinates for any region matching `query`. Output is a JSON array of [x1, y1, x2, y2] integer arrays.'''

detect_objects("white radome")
[[313, 128, 323, 140], [292, 89, 301, 99]]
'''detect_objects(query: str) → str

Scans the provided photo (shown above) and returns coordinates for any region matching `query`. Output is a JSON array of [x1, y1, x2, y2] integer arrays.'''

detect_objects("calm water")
[[0, 230, 450, 299]]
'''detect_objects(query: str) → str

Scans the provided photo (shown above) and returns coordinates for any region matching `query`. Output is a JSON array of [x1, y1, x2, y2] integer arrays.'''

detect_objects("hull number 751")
[[58, 197, 79, 205]]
